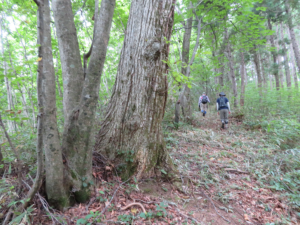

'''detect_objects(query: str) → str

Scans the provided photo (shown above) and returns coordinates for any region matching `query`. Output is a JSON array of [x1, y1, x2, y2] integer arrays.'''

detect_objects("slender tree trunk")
[[225, 31, 238, 107], [288, 32, 298, 88], [285, 0, 300, 76], [16, 0, 44, 208], [280, 24, 291, 88], [276, 25, 285, 89], [259, 53, 267, 87], [36, 0, 67, 209], [0, 145, 3, 176], [267, 19, 280, 90], [52, 0, 84, 121], [240, 51, 246, 106], [253, 46, 263, 95], [1, 23, 15, 132], [219, 63, 224, 87], [96, 0, 177, 180], [175, 3, 193, 123]]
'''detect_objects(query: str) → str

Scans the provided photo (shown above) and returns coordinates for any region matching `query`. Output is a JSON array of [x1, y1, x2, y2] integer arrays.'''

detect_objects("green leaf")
[[83, 182, 88, 188], [8, 163, 11, 174], [160, 169, 167, 174], [139, 212, 147, 219]]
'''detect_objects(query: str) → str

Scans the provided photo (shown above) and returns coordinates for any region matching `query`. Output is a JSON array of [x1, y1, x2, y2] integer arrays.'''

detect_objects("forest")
[[0, 0, 300, 224]]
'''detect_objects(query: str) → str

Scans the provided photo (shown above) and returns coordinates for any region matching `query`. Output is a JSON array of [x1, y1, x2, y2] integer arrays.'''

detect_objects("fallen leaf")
[[244, 214, 250, 221], [131, 207, 138, 214]]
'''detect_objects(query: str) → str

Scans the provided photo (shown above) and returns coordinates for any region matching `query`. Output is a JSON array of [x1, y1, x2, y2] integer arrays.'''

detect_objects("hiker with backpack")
[[216, 92, 231, 129], [198, 92, 210, 117]]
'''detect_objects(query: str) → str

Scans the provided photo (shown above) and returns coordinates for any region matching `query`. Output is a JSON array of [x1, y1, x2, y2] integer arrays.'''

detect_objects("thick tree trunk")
[[267, 19, 280, 90], [285, 1, 300, 76], [61, 0, 115, 202], [96, 0, 177, 180], [240, 51, 246, 106], [52, 0, 84, 121]]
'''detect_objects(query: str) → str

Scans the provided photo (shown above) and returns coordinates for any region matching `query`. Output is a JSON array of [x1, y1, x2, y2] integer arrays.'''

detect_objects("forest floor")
[[5, 110, 299, 225]]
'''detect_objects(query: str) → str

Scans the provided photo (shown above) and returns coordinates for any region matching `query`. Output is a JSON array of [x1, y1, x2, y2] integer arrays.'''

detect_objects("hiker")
[[216, 92, 231, 129], [198, 92, 210, 117]]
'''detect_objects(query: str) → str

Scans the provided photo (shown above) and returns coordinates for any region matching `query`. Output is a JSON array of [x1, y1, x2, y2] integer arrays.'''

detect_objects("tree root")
[[121, 202, 146, 213]]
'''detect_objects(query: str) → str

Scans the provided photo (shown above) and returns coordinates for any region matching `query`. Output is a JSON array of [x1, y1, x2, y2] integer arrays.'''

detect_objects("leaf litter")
[[4, 111, 299, 224]]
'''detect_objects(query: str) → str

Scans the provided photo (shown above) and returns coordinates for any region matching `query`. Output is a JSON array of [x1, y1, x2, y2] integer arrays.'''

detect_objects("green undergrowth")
[[164, 115, 300, 222]]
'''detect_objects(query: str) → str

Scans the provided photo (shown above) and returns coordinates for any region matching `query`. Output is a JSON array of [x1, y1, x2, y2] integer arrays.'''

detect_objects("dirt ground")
[[28, 110, 299, 224]]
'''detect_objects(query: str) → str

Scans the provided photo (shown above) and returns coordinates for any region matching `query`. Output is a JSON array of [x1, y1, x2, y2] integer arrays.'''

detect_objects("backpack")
[[219, 97, 227, 108], [201, 96, 208, 104]]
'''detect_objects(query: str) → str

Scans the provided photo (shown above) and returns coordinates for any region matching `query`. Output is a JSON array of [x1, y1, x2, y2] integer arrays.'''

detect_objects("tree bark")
[[175, 3, 193, 123], [36, 0, 68, 209], [240, 51, 246, 106], [61, 0, 115, 203], [0, 145, 3, 176], [253, 46, 263, 94], [267, 19, 280, 90], [285, 0, 300, 76], [225, 28, 238, 108], [96, 0, 177, 180], [52, 0, 84, 121], [280, 23, 291, 88], [288, 28, 298, 88]]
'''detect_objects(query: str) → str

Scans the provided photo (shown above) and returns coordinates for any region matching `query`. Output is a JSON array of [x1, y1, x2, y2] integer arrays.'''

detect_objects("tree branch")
[[74, 0, 88, 17], [33, 0, 42, 6], [83, 0, 99, 78]]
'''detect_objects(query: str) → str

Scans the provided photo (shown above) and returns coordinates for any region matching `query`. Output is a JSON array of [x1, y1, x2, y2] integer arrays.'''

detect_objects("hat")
[[219, 92, 226, 96], [202, 92, 206, 94]]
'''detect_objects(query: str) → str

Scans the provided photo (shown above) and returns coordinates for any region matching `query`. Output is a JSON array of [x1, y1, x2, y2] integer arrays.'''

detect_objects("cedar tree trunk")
[[96, 0, 177, 180]]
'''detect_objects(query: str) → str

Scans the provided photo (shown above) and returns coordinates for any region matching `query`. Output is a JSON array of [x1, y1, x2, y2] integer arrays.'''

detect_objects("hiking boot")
[[221, 123, 225, 129]]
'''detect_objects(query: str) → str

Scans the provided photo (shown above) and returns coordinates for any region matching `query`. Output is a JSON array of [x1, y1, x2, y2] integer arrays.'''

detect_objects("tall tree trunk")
[[36, 0, 67, 209], [280, 24, 291, 88], [285, 0, 300, 76], [276, 25, 285, 89], [253, 46, 263, 94], [0, 25, 15, 132], [0, 145, 3, 176], [267, 19, 280, 90], [259, 53, 267, 87], [52, 0, 84, 121], [288, 29, 298, 88], [61, 0, 115, 203], [96, 0, 177, 180], [175, 3, 193, 123], [240, 51, 246, 106], [219, 63, 224, 87], [36, 0, 115, 209], [225, 29, 238, 108]]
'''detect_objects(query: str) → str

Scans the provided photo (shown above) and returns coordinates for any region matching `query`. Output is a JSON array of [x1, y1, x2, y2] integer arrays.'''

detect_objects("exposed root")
[[121, 202, 146, 213]]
